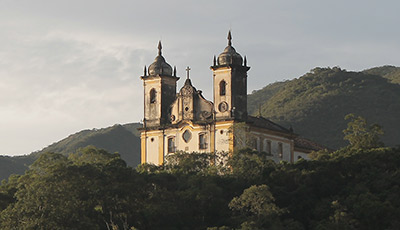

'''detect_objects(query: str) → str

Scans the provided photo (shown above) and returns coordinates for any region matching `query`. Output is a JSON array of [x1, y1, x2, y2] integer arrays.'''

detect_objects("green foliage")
[[248, 66, 400, 149], [363, 65, 400, 84], [248, 81, 288, 115], [0, 147, 141, 230], [164, 151, 215, 174], [315, 200, 359, 230], [0, 123, 142, 182], [1, 146, 400, 229], [228, 148, 275, 182], [0, 155, 35, 181], [229, 184, 285, 228], [34, 123, 142, 167], [343, 113, 384, 150]]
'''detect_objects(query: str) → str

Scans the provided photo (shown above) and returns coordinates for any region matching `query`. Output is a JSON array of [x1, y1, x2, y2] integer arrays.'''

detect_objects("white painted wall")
[[215, 127, 230, 153], [146, 136, 159, 165], [250, 131, 293, 163], [294, 151, 310, 161], [163, 126, 212, 157]]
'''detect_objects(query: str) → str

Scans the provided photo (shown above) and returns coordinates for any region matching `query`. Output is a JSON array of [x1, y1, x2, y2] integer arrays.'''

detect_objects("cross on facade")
[[186, 66, 191, 79]]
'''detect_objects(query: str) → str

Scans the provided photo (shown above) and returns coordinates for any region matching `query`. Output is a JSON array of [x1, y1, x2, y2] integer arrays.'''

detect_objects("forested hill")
[[32, 123, 142, 167], [248, 66, 400, 149], [2, 66, 400, 180], [362, 65, 400, 84], [0, 123, 142, 181]]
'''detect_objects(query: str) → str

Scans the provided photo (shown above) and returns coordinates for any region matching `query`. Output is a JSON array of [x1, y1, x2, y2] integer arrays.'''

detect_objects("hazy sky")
[[1, 0, 400, 156]]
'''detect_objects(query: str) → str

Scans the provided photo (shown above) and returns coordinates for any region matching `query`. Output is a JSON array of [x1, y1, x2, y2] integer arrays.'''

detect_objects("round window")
[[218, 101, 229, 112]]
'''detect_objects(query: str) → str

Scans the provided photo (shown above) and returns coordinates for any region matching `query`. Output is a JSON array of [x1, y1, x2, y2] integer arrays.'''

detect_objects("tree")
[[0, 148, 141, 230], [315, 200, 359, 230], [343, 114, 384, 150], [228, 148, 276, 183], [229, 184, 285, 229], [164, 151, 214, 174]]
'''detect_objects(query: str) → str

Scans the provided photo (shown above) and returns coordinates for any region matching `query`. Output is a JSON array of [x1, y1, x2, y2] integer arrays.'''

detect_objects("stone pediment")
[[170, 78, 214, 124]]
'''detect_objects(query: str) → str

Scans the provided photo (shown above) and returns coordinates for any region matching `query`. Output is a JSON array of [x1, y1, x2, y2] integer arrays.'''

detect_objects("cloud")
[[0, 28, 148, 155], [1, 0, 400, 155]]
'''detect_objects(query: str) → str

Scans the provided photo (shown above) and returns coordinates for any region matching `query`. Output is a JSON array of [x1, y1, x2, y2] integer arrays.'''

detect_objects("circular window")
[[150, 138, 154, 142], [220, 130, 224, 135], [185, 107, 189, 111], [182, 130, 192, 143], [218, 101, 229, 112]]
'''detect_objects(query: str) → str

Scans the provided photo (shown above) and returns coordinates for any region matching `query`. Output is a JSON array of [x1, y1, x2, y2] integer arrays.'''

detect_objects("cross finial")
[[158, 41, 162, 56], [186, 66, 191, 79], [227, 30, 232, 46]]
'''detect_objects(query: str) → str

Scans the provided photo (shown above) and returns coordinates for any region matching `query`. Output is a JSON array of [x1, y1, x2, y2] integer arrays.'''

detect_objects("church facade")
[[140, 31, 323, 165]]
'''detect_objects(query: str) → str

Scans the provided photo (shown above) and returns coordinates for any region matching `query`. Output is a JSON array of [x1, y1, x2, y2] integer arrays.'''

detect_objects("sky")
[[1, 0, 400, 156]]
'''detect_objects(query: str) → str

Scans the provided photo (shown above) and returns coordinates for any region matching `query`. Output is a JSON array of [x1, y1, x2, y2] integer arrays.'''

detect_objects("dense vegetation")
[[0, 156, 35, 181], [247, 81, 287, 115], [1, 122, 399, 229], [0, 123, 142, 181], [0, 70, 398, 228], [248, 66, 400, 149], [34, 123, 142, 167], [1, 65, 400, 211], [362, 65, 400, 84]]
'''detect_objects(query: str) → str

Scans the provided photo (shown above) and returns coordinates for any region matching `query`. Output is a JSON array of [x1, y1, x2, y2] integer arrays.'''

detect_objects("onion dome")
[[217, 31, 243, 66], [148, 41, 173, 76]]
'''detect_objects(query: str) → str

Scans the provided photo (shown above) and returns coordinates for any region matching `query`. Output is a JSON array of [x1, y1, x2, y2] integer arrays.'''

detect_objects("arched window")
[[199, 133, 207, 149], [266, 140, 272, 154], [150, 88, 156, 103], [168, 137, 175, 153], [219, 80, 226, 96], [278, 143, 283, 158]]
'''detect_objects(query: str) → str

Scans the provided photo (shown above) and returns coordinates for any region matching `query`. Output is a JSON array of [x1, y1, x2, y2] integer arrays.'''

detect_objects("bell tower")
[[211, 31, 250, 121], [141, 41, 179, 128]]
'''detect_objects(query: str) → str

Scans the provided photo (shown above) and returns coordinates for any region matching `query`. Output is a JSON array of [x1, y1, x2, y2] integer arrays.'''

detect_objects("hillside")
[[2, 145, 400, 229], [247, 81, 288, 115], [0, 123, 142, 181], [363, 65, 400, 84], [32, 123, 142, 166], [248, 66, 400, 149], [0, 155, 35, 181], [2, 65, 400, 181]]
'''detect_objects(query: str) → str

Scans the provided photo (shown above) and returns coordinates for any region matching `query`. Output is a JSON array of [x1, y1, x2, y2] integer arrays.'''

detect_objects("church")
[[139, 31, 324, 165]]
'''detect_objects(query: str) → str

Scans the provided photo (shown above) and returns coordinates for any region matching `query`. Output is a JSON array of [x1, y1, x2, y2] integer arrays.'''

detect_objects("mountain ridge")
[[248, 66, 400, 149], [1, 123, 142, 181], [2, 65, 400, 181]]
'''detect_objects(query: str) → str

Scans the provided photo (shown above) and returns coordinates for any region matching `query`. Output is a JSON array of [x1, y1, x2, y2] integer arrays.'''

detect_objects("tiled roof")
[[294, 137, 327, 152], [246, 115, 326, 152], [246, 115, 292, 134]]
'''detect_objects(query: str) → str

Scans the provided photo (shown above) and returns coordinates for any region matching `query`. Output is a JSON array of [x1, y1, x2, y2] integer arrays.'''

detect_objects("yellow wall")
[[140, 120, 308, 165]]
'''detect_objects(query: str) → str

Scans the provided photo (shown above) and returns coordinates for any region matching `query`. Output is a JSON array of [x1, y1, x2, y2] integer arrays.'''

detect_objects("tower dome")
[[217, 31, 243, 66], [148, 41, 173, 76]]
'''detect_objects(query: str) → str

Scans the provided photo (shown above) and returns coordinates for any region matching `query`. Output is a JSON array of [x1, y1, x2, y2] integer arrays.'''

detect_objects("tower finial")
[[186, 66, 191, 79], [244, 56, 247, 66], [173, 66, 177, 77], [158, 41, 162, 56], [144, 65, 147, 76], [213, 55, 216, 66], [227, 30, 232, 46]]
